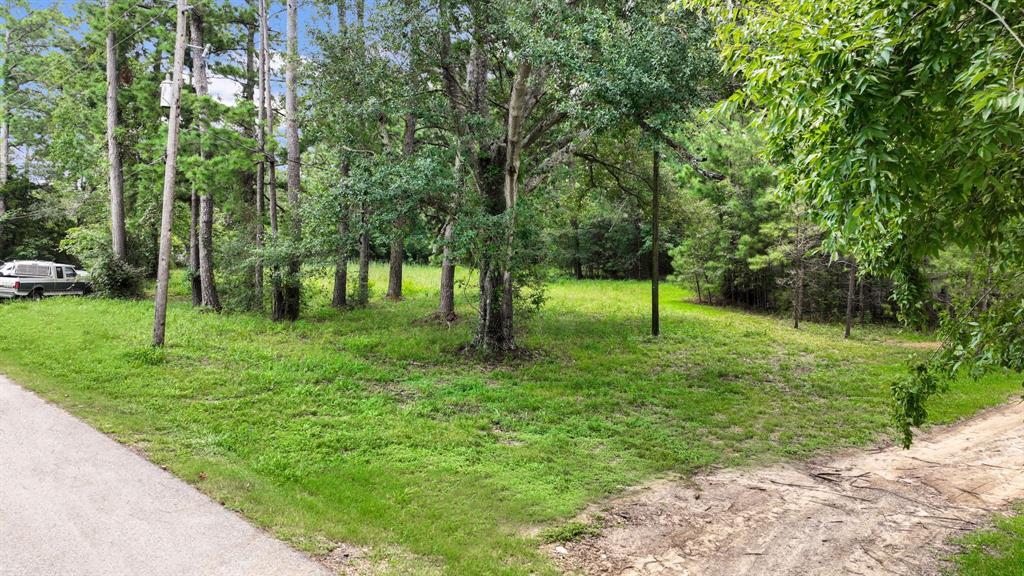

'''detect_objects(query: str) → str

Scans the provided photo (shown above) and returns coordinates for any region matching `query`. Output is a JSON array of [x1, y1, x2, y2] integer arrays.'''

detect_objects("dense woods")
[[0, 0, 1021, 432]]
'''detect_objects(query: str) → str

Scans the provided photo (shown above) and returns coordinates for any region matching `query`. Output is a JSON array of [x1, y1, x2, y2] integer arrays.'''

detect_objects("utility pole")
[[106, 0, 126, 260], [651, 145, 660, 337], [152, 0, 189, 347]]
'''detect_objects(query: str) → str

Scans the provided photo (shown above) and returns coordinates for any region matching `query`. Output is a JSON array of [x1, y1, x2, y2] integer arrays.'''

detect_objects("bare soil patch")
[[548, 401, 1024, 575]]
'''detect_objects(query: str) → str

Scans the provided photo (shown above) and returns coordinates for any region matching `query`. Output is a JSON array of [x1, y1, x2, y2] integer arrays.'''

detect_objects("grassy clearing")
[[0, 263, 1018, 574], [949, 506, 1024, 576]]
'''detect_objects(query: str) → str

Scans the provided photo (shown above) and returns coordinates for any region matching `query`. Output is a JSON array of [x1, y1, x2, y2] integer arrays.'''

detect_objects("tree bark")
[[189, 187, 201, 306], [793, 265, 804, 329], [487, 60, 531, 352], [332, 159, 350, 308], [438, 218, 456, 321], [845, 258, 856, 339], [198, 194, 220, 310], [265, 0, 283, 321], [190, 8, 221, 311], [105, 0, 127, 261], [571, 216, 582, 280], [386, 236, 403, 300], [332, 216, 349, 308], [277, 0, 302, 321], [0, 26, 10, 256], [357, 215, 369, 306], [858, 278, 865, 323], [386, 113, 416, 300], [255, 0, 271, 310], [153, 0, 189, 347], [651, 146, 660, 337], [0, 117, 7, 257]]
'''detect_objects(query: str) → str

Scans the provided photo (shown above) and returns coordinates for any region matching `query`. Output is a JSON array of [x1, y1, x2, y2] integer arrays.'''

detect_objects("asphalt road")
[[0, 376, 330, 576]]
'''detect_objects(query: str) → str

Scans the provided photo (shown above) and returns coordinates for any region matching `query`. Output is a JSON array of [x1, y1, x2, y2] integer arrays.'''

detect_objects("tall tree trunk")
[[280, 0, 302, 321], [633, 220, 642, 280], [357, 211, 369, 305], [105, 0, 127, 260], [254, 0, 270, 310], [845, 258, 856, 339], [198, 194, 220, 310], [437, 149, 461, 322], [190, 9, 221, 311], [793, 265, 804, 329], [0, 26, 10, 256], [571, 216, 582, 280], [332, 159, 350, 308], [269, 151, 283, 320], [0, 117, 7, 257], [242, 14, 259, 309], [858, 278, 865, 323], [694, 272, 703, 304], [386, 113, 416, 300], [189, 186, 201, 306], [332, 216, 349, 308], [651, 146, 660, 337], [491, 61, 531, 351], [265, 0, 283, 321], [153, 0, 189, 347], [336, 0, 346, 33], [438, 218, 456, 321], [386, 236, 403, 299]]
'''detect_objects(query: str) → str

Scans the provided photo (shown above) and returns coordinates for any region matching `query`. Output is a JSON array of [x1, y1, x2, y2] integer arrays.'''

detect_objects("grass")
[[0, 263, 1019, 574], [949, 506, 1024, 576]]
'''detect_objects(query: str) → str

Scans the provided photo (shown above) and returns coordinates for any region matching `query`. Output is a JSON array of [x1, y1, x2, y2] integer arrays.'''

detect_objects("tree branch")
[[523, 128, 593, 194], [637, 119, 724, 181]]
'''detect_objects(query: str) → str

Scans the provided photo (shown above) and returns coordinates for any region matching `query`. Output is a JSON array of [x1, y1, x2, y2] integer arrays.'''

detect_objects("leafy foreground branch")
[[689, 0, 1024, 443]]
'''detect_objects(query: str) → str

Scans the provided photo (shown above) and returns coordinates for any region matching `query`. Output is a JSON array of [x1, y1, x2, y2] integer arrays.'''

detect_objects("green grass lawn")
[[0, 263, 1018, 574], [949, 506, 1024, 576]]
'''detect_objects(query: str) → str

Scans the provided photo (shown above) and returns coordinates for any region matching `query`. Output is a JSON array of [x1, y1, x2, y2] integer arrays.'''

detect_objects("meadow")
[[0, 263, 1017, 575]]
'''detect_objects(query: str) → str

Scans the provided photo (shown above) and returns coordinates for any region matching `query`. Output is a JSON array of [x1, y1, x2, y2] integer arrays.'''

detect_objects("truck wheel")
[[30, 289, 45, 300]]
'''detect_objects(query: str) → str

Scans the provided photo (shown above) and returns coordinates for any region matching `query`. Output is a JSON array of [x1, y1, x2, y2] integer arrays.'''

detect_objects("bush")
[[91, 254, 144, 299]]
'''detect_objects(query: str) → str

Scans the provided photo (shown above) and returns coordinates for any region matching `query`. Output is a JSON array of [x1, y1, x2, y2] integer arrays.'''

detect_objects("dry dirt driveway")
[[0, 376, 329, 576], [551, 400, 1024, 576]]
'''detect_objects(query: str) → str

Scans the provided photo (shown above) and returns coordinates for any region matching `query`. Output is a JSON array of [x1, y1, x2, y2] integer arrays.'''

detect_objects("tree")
[[690, 0, 1024, 443], [430, 0, 721, 353], [0, 0, 69, 258], [189, 4, 221, 311], [278, 0, 302, 321], [105, 0, 126, 260], [650, 146, 660, 336]]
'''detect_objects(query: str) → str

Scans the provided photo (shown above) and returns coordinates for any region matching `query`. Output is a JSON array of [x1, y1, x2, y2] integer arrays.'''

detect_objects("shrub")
[[91, 254, 144, 299]]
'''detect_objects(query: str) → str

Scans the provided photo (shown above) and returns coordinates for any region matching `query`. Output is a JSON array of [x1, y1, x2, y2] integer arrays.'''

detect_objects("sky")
[[22, 0, 339, 105]]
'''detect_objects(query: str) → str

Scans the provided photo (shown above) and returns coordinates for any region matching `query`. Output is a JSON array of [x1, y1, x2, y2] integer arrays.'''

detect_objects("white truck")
[[0, 261, 92, 299]]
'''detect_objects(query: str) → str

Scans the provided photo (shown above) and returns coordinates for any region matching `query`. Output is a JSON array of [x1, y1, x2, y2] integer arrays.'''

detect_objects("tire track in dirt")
[[548, 401, 1024, 575]]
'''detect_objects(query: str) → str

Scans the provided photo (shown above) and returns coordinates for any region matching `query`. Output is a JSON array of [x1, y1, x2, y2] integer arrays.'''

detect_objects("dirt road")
[[551, 400, 1024, 576]]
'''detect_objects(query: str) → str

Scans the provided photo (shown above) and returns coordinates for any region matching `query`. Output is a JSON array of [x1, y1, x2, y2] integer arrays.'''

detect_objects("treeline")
[[0, 0, 724, 351], [0, 0, 1015, 358]]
